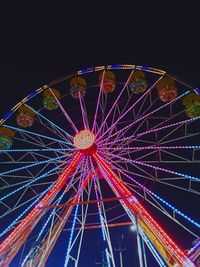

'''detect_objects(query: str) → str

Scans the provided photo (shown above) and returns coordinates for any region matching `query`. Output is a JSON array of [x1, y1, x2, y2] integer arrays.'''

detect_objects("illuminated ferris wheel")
[[0, 64, 200, 266]]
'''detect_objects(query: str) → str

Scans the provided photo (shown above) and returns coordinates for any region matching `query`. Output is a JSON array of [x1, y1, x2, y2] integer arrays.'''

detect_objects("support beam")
[[27, 171, 92, 267], [93, 152, 195, 267], [0, 152, 83, 264]]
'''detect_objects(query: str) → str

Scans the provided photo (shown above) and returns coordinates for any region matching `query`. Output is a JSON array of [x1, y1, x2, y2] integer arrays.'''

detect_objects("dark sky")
[[0, 2, 200, 267], [0, 1, 200, 115]]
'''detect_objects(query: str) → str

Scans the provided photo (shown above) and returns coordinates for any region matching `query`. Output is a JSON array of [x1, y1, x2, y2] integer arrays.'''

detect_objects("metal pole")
[[114, 235, 126, 267], [136, 217, 144, 267]]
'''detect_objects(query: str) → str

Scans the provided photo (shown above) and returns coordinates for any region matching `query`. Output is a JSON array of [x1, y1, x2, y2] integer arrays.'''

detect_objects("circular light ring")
[[74, 130, 95, 150]]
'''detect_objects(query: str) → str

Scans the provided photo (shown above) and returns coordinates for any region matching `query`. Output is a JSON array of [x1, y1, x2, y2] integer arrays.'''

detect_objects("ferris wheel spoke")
[[108, 94, 157, 146], [159, 131, 200, 147], [100, 145, 200, 151], [0, 160, 68, 204], [0, 154, 68, 177], [96, 70, 135, 139], [0, 152, 83, 265], [0, 169, 61, 192], [78, 92, 89, 130], [25, 104, 73, 141], [100, 94, 110, 137], [113, 157, 200, 195], [48, 87, 79, 133], [111, 162, 200, 231], [21, 158, 88, 267], [129, 184, 199, 238], [97, 75, 164, 143], [134, 91, 158, 121], [103, 114, 200, 149], [110, 146, 198, 163], [99, 152, 198, 195], [0, 182, 54, 239], [90, 159, 116, 267], [103, 151, 200, 184], [99, 90, 189, 146], [0, 147, 72, 154], [34, 159, 91, 267], [120, 110, 183, 149], [124, 181, 200, 239], [92, 70, 105, 132], [101, 152, 158, 182], [0, 190, 50, 221], [93, 152, 195, 266], [35, 115, 72, 145], [4, 124, 71, 146]]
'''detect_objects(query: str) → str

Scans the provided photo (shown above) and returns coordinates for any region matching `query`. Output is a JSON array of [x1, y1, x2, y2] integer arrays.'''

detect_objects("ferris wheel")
[[0, 64, 200, 267]]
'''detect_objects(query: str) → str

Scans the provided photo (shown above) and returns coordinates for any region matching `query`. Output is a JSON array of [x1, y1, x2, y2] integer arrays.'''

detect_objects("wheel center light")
[[74, 130, 95, 151]]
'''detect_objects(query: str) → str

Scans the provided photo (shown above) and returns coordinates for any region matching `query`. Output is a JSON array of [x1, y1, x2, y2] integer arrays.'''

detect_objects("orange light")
[[74, 130, 95, 150]]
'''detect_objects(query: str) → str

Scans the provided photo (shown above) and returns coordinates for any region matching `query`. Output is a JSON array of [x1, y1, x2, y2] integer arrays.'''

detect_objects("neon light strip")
[[0, 182, 54, 238], [64, 158, 88, 267], [36, 189, 69, 242], [93, 152, 194, 265], [0, 161, 67, 202], [64, 204, 79, 267], [110, 162, 200, 229], [102, 151, 200, 182], [49, 87, 78, 133], [98, 90, 189, 144], [99, 145, 200, 151], [4, 125, 70, 146], [0, 152, 83, 257], [25, 104, 73, 140], [96, 69, 135, 137], [0, 148, 72, 153], [92, 70, 105, 132], [93, 178, 112, 267], [97, 75, 166, 142], [78, 92, 88, 130], [188, 239, 200, 255], [0, 154, 67, 176]]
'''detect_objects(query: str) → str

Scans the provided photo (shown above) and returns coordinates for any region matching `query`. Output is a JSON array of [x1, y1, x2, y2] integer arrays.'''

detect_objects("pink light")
[[97, 76, 165, 142], [100, 151, 200, 182], [103, 114, 200, 147]]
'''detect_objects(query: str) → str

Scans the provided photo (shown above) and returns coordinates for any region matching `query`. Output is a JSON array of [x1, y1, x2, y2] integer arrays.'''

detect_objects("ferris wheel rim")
[[1, 63, 199, 127]]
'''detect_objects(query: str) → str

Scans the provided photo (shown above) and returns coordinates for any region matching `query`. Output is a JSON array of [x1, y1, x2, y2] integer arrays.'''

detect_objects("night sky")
[[0, 2, 200, 267]]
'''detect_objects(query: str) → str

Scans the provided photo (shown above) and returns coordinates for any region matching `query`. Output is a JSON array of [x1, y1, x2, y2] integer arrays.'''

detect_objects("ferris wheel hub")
[[74, 130, 96, 154]]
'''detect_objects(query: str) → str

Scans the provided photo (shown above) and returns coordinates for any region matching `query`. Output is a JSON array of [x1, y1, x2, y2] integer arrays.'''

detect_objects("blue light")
[[25, 104, 73, 141], [64, 204, 79, 267], [2, 110, 13, 120], [0, 154, 67, 176], [4, 124, 70, 146], [26, 90, 38, 100], [193, 88, 200, 96], [0, 182, 54, 238], [111, 163, 200, 229], [0, 160, 67, 202]]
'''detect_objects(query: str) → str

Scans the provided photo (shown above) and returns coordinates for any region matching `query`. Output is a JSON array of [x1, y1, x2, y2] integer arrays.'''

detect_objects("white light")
[[130, 224, 137, 232], [74, 130, 95, 150]]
